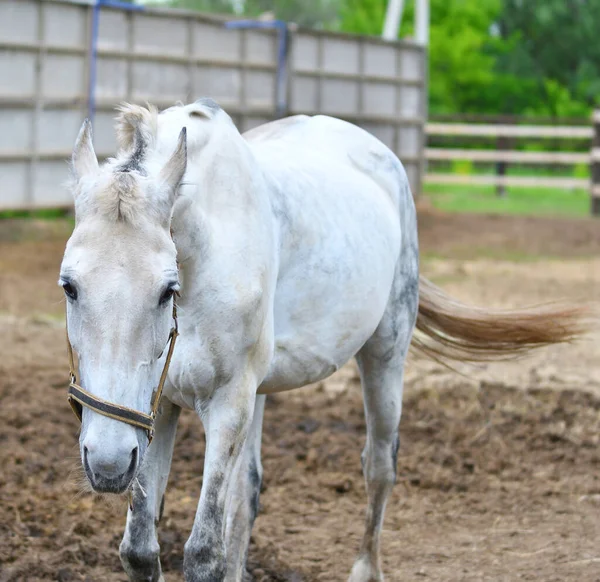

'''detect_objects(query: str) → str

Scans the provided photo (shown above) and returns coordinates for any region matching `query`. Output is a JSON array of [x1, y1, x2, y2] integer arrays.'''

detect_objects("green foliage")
[[422, 0, 503, 114], [339, 0, 385, 35], [529, 80, 592, 118], [451, 159, 474, 176], [499, 0, 600, 110]]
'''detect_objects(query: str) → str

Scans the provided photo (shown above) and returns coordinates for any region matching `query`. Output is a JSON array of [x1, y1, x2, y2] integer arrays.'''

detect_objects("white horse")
[[60, 99, 589, 582]]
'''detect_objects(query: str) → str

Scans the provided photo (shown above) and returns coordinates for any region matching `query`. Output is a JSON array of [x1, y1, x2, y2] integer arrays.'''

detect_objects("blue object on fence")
[[225, 19, 290, 118], [88, 0, 145, 122]]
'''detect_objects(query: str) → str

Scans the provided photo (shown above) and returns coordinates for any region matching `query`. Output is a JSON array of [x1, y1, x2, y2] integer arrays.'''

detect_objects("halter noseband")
[[65, 301, 179, 444]]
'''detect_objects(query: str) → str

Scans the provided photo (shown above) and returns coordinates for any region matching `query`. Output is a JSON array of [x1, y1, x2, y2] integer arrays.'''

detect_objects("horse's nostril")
[[130, 446, 138, 468]]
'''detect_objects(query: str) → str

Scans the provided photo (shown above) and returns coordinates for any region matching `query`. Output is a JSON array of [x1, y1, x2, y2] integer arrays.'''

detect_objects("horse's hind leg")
[[349, 265, 418, 582]]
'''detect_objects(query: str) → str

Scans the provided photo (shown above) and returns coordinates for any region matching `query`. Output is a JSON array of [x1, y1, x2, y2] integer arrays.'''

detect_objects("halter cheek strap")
[[66, 302, 179, 443]]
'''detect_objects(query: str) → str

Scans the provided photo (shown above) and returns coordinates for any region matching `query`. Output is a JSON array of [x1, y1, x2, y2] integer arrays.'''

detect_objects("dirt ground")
[[1, 209, 599, 582]]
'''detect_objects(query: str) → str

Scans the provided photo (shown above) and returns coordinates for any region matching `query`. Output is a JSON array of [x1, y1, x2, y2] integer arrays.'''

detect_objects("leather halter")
[[65, 301, 179, 444]]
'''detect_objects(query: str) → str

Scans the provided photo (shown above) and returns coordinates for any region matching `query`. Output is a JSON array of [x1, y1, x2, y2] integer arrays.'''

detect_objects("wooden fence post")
[[591, 110, 600, 217], [496, 135, 508, 197]]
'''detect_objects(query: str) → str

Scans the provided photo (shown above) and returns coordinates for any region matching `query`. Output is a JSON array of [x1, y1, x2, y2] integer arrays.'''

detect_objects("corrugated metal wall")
[[0, 0, 427, 210]]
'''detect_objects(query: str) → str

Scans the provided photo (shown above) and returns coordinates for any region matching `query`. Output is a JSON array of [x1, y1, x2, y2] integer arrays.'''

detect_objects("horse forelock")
[[104, 171, 144, 223], [72, 169, 147, 226]]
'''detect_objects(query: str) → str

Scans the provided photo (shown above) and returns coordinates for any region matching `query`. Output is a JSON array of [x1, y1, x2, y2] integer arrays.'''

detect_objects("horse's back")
[[250, 115, 416, 393]]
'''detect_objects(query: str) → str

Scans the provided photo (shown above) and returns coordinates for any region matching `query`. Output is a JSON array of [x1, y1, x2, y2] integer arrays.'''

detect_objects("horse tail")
[[412, 276, 595, 363]]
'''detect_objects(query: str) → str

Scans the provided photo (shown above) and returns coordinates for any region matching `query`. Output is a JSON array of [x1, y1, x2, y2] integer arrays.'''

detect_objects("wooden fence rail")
[[427, 122, 593, 139], [425, 148, 589, 165], [425, 115, 600, 216]]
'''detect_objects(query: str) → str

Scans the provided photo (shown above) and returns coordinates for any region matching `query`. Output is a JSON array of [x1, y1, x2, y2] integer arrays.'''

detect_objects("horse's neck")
[[190, 125, 263, 216], [171, 125, 271, 275]]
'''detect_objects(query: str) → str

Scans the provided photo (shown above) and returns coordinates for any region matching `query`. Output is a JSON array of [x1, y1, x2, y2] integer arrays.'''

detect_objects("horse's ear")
[[72, 119, 98, 181], [159, 127, 187, 204]]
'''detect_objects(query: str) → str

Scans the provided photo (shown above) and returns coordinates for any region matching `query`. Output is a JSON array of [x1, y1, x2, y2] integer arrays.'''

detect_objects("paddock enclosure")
[[1, 210, 599, 581], [1, 0, 600, 580]]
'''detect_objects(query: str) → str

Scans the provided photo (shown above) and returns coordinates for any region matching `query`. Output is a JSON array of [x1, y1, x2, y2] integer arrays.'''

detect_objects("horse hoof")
[[348, 557, 384, 582]]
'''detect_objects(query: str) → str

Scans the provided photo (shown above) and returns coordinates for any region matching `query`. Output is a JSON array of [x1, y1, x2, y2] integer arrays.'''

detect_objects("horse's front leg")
[[225, 395, 266, 580], [184, 381, 256, 582], [120, 398, 181, 582]]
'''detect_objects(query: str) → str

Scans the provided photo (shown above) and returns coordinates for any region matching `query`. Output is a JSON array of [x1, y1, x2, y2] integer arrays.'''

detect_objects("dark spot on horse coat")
[[184, 542, 226, 582], [121, 507, 160, 578], [248, 459, 262, 522], [391, 432, 400, 479], [184, 478, 227, 582], [200, 471, 225, 532], [123, 548, 157, 577]]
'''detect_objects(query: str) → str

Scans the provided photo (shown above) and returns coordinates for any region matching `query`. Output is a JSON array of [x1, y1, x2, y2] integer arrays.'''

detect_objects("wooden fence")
[[425, 116, 600, 215]]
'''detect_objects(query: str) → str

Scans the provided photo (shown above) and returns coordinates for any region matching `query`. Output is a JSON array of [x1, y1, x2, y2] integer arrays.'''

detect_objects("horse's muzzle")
[[83, 444, 139, 494]]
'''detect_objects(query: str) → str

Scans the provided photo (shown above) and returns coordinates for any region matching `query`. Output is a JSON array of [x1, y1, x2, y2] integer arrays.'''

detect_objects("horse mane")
[[115, 99, 218, 153], [115, 102, 159, 153]]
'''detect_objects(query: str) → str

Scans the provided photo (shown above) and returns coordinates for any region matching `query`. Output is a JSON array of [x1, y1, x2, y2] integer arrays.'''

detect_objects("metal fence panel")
[[44, 1, 86, 47], [0, 0, 427, 210], [0, 0, 39, 44], [363, 43, 396, 78], [0, 110, 31, 153], [0, 50, 37, 97], [288, 30, 426, 195]]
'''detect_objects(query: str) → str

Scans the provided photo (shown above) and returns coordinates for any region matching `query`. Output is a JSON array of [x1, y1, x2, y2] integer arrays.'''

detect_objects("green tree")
[[413, 0, 504, 114], [497, 0, 600, 114], [340, 0, 385, 35]]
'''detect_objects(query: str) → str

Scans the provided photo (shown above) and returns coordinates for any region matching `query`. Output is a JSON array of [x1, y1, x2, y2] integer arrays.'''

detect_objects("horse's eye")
[[63, 282, 77, 300], [159, 287, 175, 306]]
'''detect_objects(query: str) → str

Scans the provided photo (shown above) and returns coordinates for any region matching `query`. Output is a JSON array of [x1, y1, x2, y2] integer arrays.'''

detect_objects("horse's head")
[[60, 114, 187, 494]]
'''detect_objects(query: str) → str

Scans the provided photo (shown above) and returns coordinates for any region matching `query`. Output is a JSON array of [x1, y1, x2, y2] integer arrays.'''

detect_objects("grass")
[[424, 183, 590, 218], [0, 208, 71, 220], [424, 162, 592, 217]]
